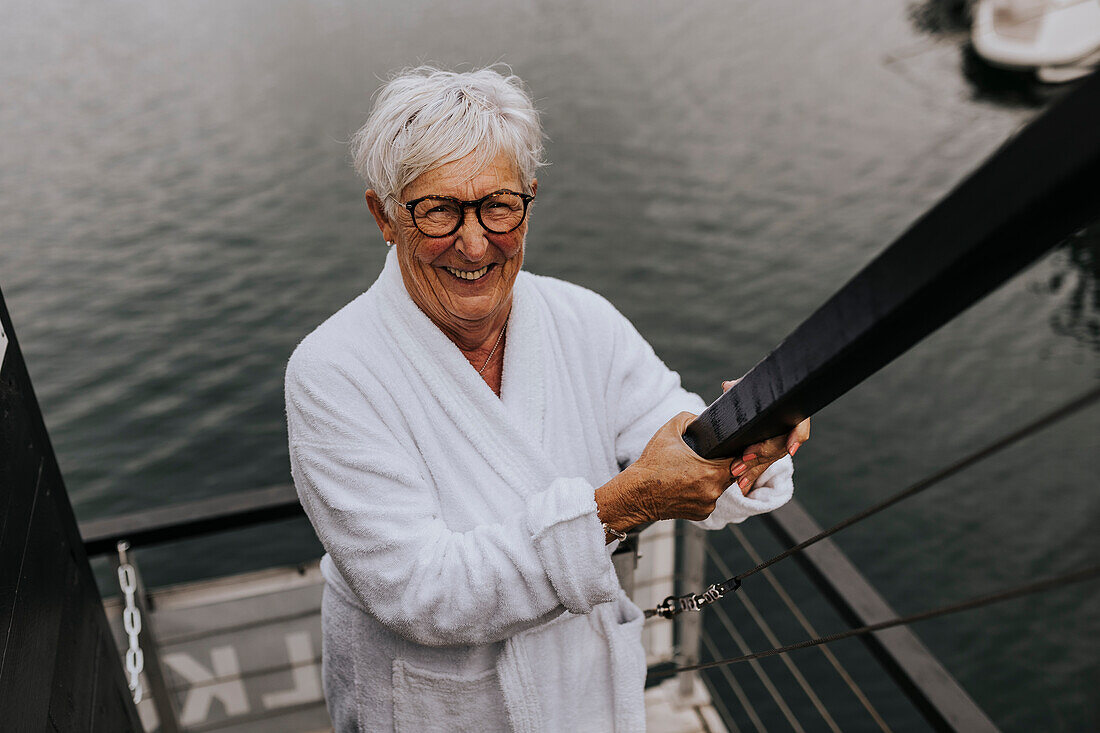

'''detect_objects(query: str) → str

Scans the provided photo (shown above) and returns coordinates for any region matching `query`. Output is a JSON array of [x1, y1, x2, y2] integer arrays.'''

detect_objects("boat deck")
[[103, 523, 727, 732]]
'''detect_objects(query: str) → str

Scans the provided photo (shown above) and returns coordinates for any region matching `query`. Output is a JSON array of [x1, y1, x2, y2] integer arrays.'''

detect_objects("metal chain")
[[117, 541, 144, 704], [477, 323, 506, 375]]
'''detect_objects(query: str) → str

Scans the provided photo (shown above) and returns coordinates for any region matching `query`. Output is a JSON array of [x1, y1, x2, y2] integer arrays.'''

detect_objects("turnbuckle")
[[647, 578, 741, 619]]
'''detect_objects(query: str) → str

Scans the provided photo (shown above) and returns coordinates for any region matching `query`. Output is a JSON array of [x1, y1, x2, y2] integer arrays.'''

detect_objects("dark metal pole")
[[81, 485, 303, 556], [684, 71, 1100, 459]]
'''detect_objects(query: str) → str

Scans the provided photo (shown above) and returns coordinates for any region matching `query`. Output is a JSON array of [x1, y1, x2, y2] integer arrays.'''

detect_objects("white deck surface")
[[104, 547, 727, 732], [646, 679, 729, 733]]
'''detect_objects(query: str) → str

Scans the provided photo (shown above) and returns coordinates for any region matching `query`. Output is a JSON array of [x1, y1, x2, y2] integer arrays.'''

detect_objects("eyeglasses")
[[397, 189, 535, 238]]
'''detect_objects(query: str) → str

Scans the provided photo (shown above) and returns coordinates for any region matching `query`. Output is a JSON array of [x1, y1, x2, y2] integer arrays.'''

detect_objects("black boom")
[[683, 71, 1100, 459]]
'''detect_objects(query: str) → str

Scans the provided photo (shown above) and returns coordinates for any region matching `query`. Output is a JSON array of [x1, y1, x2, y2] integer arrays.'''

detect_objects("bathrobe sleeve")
[[285, 348, 621, 648], [600, 298, 794, 526]]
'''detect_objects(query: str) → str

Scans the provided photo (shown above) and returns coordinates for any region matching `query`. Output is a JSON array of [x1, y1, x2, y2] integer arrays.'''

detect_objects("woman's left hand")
[[721, 378, 811, 495]]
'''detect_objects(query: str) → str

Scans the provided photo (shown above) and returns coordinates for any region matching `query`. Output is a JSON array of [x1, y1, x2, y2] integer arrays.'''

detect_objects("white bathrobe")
[[285, 249, 794, 732]]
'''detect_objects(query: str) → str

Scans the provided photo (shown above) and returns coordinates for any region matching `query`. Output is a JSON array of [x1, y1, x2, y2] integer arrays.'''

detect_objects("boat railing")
[[80, 482, 996, 731]]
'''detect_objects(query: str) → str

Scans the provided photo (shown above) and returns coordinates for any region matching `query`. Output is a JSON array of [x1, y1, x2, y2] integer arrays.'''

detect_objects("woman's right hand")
[[606, 412, 735, 527]]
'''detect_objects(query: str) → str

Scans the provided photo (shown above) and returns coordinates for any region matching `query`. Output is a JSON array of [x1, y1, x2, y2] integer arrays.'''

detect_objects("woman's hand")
[[598, 412, 736, 530], [722, 378, 811, 495], [595, 386, 810, 537]]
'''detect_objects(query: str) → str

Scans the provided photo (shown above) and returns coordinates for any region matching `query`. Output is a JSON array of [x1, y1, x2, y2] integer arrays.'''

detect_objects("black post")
[[0, 286, 144, 731], [684, 71, 1100, 459]]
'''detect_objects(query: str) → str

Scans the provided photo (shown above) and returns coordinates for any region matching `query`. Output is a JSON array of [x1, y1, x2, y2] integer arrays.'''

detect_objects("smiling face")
[[367, 150, 535, 347]]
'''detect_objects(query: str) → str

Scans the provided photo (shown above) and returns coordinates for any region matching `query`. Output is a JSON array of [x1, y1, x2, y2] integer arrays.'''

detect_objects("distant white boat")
[[973, 0, 1100, 82]]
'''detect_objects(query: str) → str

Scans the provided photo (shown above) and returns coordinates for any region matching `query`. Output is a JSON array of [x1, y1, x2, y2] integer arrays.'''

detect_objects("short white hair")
[[351, 65, 545, 219]]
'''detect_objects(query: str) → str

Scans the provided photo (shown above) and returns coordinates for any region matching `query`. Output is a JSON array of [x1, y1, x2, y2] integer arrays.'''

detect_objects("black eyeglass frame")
[[396, 189, 535, 238]]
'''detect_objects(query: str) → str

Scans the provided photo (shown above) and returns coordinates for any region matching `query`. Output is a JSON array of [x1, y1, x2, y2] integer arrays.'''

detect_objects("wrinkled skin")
[[597, 407, 810, 534], [366, 151, 535, 379]]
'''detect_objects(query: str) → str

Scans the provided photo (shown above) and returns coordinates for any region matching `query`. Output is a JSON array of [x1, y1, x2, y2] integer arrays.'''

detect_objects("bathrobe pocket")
[[601, 595, 645, 665], [392, 659, 509, 733], [602, 596, 647, 732]]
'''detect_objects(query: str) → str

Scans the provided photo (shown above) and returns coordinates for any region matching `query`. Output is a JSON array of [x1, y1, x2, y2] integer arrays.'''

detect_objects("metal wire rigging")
[[647, 383, 1100, 620], [650, 563, 1100, 680]]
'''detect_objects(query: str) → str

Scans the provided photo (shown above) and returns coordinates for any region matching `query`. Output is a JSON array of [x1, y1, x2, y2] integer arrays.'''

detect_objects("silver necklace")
[[478, 324, 506, 375]]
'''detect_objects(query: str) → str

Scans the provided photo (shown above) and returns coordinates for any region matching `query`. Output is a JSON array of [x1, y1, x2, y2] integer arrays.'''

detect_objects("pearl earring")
[[386, 240, 394, 247]]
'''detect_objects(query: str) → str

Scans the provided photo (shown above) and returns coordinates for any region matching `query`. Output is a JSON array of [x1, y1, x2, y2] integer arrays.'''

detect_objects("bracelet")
[[602, 522, 628, 542]]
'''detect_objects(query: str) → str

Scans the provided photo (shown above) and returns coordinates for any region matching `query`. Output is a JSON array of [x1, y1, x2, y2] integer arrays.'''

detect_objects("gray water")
[[2, 0, 1097, 730]]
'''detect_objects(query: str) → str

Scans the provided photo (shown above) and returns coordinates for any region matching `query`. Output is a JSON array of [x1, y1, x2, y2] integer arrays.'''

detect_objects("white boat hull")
[[973, 0, 1100, 78]]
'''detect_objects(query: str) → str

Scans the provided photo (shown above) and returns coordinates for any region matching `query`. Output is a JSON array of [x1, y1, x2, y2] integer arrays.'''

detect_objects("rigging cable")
[[647, 383, 1100, 619], [648, 562, 1100, 680]]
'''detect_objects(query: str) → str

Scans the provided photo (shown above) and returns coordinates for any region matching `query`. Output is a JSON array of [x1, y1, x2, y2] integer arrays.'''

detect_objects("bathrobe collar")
[[375, 248, 550, 498]]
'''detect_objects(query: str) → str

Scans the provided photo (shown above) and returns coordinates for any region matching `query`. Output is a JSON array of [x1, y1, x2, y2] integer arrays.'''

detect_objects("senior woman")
[[285, 66, 810, 733]]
